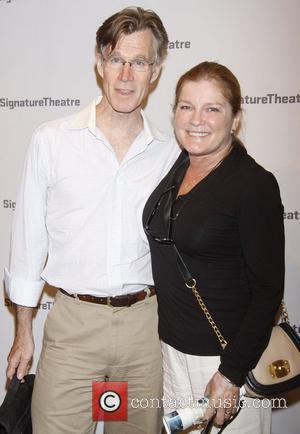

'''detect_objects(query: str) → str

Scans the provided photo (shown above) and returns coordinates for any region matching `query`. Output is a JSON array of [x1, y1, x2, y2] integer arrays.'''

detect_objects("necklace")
[[178, 145, 233, 196]]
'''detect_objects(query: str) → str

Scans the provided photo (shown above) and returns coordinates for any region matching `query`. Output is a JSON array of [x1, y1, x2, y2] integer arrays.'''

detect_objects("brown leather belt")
[[59, 287, 156, 307]]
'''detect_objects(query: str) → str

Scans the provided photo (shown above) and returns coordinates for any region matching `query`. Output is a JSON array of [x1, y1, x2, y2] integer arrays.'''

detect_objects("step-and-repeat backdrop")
[[1, 1, 299, 433]]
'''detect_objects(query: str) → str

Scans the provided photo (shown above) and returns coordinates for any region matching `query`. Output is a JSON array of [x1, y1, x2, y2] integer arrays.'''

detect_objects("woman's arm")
[[219, 167, 285, 386]]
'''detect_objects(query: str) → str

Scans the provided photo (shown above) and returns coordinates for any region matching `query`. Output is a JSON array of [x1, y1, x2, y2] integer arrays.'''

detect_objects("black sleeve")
[[219, 168, 285, 386]]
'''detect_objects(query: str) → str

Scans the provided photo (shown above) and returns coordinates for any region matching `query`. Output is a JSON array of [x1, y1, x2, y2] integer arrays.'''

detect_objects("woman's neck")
[[177, 142, 233, 196]]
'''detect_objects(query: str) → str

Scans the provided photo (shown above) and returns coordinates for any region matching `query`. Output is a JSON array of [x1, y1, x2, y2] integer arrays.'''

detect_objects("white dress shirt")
[[5, 98, 180, 307]]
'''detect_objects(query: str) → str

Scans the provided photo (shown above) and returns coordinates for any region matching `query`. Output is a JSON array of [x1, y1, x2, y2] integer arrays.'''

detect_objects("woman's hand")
[[203, 371, 239, 427]]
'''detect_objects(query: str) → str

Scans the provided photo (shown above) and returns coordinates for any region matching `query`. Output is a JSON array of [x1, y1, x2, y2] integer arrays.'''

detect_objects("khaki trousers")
[[31, 290, 163, 434], [162, 342, 272, 434]]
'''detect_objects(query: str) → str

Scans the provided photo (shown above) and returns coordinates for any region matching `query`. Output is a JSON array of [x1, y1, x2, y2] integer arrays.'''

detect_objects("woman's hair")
[[96, 7, 169, 63], [174, 61, 241, 115]]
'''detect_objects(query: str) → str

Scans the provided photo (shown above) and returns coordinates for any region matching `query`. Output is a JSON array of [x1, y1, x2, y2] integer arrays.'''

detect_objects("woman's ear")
[[232, 111, 242, 133]]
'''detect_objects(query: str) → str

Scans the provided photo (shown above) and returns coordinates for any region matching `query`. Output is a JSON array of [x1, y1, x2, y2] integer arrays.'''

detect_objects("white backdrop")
[[1, 1, 299, 433]]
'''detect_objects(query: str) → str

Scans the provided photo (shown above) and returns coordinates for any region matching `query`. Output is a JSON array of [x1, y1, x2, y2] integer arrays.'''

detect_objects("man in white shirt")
[[5, 7, 179, 434]]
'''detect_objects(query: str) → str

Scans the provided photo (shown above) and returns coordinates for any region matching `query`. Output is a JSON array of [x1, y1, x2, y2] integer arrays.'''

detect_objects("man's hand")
[[203, 371, 239, 427], [7, 305, 34, 381]]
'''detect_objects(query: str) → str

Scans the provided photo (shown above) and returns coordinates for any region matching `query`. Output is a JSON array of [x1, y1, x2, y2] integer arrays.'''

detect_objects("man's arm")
[[5, 128, 50, 379], [7, 305, 34, 380], [5, 127, 49, 307]]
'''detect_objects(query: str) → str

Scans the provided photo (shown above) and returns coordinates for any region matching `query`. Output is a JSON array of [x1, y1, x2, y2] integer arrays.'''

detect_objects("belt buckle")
[[125, 295, 132, 307], [116, 295, 131, 307], [107, 294, 134, 307]]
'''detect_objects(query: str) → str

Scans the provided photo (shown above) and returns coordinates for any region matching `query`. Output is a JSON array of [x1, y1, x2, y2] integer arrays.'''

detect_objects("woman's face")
[[174, 79, 240, 158]]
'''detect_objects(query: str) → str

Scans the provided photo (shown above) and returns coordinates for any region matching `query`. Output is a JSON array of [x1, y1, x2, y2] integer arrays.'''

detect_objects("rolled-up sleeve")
[[5, 129, 49, 307]]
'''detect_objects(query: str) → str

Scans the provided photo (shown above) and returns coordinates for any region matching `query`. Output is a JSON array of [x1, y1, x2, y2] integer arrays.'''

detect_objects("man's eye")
[[133, 59, 146, 67], [110, 57, 122, 64]]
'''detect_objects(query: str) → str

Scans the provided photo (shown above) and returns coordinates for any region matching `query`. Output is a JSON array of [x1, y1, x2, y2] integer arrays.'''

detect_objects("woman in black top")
[[143, 62, 284, 433]]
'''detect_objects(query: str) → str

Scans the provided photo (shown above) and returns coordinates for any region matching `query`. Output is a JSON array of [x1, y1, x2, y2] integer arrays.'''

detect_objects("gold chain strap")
[[186, 278, 288, 350], [186, 278, 228, 349], [281, 300, 290, 323]]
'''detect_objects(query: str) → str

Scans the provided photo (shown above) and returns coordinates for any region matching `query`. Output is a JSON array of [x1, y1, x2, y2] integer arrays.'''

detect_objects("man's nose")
[[118, 62, 134, 82]]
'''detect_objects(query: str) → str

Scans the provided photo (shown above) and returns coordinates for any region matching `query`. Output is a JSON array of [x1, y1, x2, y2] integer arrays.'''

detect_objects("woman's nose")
[[190, 109, 205, 126]]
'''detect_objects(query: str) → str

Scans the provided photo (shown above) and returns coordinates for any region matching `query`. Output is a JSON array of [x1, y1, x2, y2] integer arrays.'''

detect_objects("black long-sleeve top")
[[143, 142, 285, 386]]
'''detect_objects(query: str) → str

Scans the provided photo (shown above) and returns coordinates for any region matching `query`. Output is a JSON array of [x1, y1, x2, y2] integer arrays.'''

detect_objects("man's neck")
[[96, 99, 144, 163]]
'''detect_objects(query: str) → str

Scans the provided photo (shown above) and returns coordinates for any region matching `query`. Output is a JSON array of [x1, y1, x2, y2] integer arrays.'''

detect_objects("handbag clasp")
[[268, 360, 290, 378]]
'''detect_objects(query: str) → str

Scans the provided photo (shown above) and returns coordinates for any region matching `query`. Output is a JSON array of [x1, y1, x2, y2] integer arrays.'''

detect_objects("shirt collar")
[[63, 96, 168, 142]]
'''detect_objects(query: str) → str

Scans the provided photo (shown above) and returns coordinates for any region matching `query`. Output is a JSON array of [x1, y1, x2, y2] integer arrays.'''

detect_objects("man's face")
[[97, 30, 161, 115]]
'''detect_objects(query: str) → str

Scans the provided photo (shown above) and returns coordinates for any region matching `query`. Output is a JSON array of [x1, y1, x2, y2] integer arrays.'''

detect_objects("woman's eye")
[[207, 107, 220, 112], [179, 105, 192, 110]]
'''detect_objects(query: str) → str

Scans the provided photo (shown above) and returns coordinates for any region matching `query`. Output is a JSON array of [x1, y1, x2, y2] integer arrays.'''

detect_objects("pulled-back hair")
[[96, 7, 169, 63], [174, 61, 241, 115]]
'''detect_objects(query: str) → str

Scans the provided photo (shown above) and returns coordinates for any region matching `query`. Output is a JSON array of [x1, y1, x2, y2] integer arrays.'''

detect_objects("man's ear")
[[150, 63, 162, 84], [96, 54, 104, 79]]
